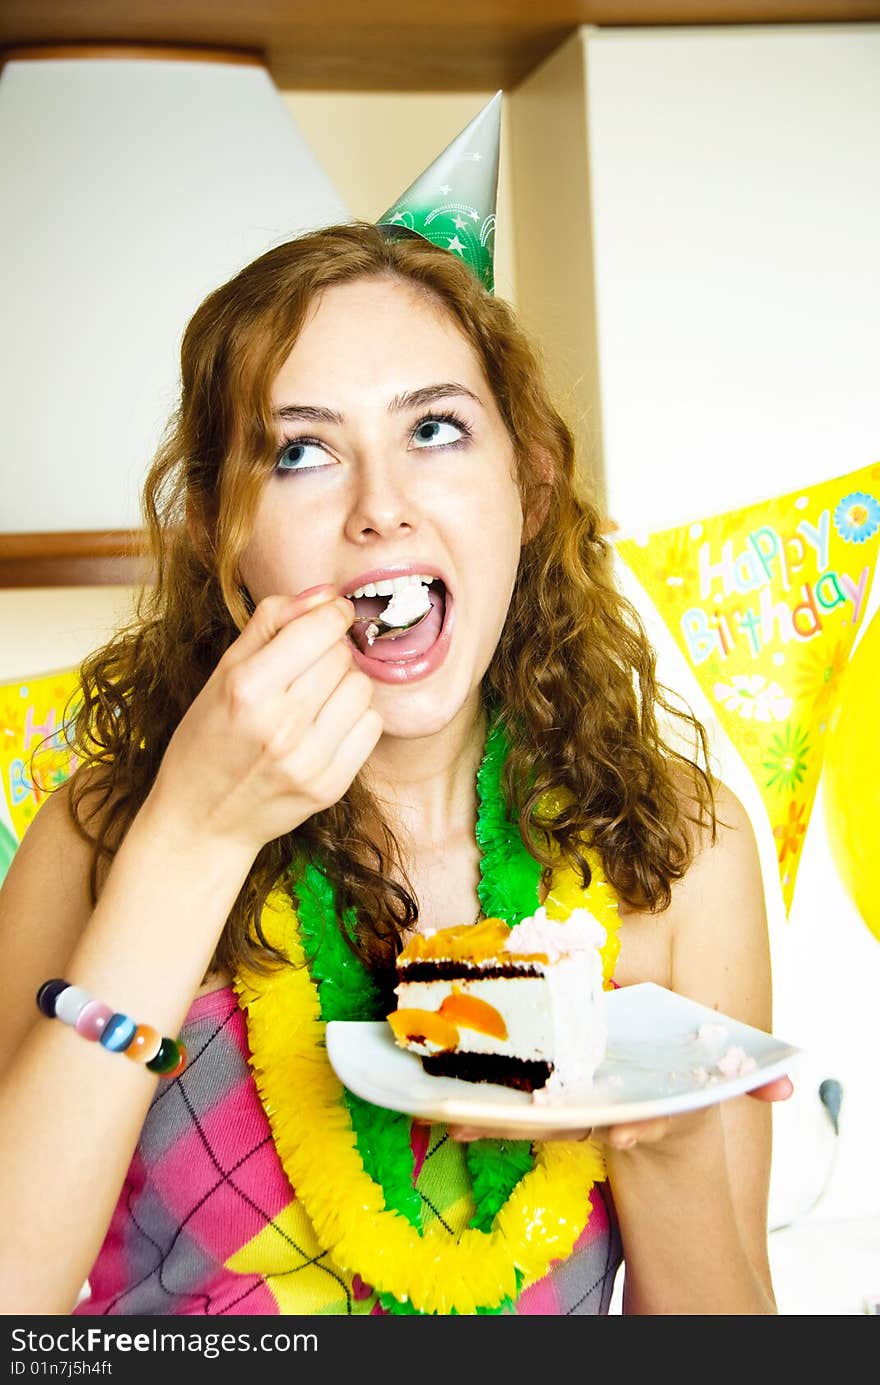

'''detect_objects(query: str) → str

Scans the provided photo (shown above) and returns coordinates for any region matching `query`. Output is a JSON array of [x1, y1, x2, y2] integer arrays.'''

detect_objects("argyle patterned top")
[[74, 986, 623, 1316]]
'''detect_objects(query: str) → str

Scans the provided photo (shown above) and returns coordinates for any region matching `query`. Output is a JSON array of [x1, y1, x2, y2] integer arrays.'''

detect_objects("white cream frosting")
[[715, 1045, 757, 1079], [502, 905, 607, 961], [379, 581, 432, 626]]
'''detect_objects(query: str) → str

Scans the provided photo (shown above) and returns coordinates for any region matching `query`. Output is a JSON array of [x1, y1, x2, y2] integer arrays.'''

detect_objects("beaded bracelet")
[[35, 978, 187, 1078]]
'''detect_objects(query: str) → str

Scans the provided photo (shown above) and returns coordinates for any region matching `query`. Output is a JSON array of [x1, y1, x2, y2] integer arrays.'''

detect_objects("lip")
[[341, 562, 451, 597], [349, 584, 455, 685]]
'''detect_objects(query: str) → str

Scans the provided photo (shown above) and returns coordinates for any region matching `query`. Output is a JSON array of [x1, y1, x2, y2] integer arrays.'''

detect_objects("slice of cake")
[[387, 907, 607, 1097]]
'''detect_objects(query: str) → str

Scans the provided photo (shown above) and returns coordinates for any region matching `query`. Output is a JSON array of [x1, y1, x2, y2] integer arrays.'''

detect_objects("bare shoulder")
[[1, 777, 92, 909], [0, 770, 123, 1059], [673, 776, 764, 906], [666, 777, 772, 1030]]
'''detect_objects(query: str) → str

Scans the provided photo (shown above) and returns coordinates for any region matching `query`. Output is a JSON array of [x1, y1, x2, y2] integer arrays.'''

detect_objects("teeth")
[[346, 573, 436, 600]]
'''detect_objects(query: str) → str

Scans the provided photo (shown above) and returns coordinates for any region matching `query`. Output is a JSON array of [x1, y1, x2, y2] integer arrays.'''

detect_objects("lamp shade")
[[0, 53, 351, 534]]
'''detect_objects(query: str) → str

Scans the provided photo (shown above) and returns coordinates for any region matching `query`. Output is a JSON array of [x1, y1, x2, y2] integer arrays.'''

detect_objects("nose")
[[343, 449, 419, 543]]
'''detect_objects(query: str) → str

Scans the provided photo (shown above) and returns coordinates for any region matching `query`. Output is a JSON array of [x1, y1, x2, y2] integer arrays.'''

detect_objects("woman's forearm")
[[0, 794, 256, 1314], [606, 1107, 777, 1316]]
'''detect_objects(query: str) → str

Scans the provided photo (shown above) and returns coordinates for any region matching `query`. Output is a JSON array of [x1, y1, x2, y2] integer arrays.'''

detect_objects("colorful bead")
[[74, 1000, 115, 1042], [164, 1045, 187, 1080], [54, 985, 93, 1027], [124, 1024, 163, 1064], [146, 1037, 187, 1077], [99, 1013, 137, 1052], [35, 978, 70, 1018]]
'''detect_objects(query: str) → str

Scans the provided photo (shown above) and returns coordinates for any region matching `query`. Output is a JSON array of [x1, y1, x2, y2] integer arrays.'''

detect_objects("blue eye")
[[275, 439, 329, 473], [410, 415, 469, 449]]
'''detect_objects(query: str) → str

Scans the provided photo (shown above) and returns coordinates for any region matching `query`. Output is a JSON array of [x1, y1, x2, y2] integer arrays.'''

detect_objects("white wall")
[[0, 59, 351, 535], [586, 23, 880, 531]]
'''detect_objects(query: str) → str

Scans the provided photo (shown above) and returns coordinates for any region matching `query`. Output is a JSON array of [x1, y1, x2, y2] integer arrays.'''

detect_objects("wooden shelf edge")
[[0, 532, 153, 587]]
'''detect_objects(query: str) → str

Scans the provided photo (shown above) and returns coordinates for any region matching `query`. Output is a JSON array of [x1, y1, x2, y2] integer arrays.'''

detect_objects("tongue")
[[349, 588, 445, 662]]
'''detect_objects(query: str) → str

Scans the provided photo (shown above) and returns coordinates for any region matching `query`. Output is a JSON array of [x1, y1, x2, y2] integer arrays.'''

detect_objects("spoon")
[[351, 608, 432, 641]]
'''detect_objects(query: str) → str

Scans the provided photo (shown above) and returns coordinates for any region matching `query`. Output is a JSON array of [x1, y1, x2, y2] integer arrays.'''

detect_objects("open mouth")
[[347, 578, 448, 663]]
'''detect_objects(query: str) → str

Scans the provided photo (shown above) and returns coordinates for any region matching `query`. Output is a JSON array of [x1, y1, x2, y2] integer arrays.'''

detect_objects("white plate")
[[325, 983, 801, 1138]]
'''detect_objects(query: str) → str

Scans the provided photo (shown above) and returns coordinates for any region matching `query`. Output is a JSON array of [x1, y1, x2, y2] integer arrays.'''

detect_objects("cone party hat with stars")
[[377, 91, 502, 294]]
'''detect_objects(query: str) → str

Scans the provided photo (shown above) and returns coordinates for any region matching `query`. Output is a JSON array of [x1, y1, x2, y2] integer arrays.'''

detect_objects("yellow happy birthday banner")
[[616, 462, 880, 913], [0, 666, 82, 845]]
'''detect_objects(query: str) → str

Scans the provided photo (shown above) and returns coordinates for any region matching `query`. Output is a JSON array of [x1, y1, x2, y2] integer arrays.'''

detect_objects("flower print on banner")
[[763, 724, 810, 795], [774, 801, 808, 900], [833, 491, 880, 545], [776, 803, 809, 864], [713, 673, 792, 723], [616, 462, 880, 915], [793, 637, 849, 723]]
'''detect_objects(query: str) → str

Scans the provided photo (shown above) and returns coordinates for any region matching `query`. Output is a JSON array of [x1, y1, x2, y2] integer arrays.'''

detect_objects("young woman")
[[0, 222, 790, 1316]]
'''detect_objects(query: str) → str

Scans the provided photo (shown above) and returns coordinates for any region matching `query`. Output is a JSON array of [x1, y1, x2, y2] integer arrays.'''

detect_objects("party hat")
[[377, 91, 502, 293]]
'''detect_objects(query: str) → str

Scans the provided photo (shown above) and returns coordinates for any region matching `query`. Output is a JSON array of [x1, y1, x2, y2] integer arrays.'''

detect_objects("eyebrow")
[[272, 382, 483, 425]]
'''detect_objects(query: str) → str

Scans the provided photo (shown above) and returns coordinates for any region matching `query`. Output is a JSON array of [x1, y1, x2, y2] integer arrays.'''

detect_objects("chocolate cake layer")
[[397, 961, 543, 982], [421, 1051, 553, 1092]]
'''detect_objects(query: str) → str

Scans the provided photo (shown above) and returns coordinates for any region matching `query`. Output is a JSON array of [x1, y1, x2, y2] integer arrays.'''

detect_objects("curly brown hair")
[[42, 221, 715, 978]]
